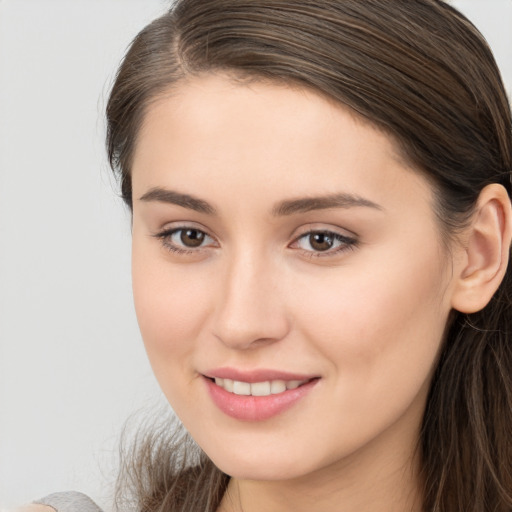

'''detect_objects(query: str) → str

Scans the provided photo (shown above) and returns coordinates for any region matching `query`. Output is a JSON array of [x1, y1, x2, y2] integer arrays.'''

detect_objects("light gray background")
[[0, 0, 511, 509]]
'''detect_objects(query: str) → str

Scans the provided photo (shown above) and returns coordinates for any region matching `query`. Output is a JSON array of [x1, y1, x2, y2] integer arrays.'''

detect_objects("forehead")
[[139, 72, 409, 157], [131, 73, 431, 214]]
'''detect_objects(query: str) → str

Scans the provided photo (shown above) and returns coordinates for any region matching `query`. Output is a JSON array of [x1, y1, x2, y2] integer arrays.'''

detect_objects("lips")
[[203, 368, 319, 421]]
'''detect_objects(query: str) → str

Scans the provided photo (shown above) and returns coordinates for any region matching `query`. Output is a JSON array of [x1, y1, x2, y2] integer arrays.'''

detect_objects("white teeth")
[[214, 378, 307, 396], [270, 380, 286, 394], [233, 380, 251, 395], [251, 381, 271, 396]]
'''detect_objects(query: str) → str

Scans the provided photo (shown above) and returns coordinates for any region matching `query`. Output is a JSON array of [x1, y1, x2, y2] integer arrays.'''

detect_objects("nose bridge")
[[212, 245, 288, 349]]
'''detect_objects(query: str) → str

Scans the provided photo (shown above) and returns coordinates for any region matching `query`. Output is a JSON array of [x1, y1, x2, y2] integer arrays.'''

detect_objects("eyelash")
[[153, 227, 358, 258]]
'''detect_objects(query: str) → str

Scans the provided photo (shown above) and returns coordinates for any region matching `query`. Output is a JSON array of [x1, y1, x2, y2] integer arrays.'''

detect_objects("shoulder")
[[9, 506, 54, 512], [30, 492, 104, 512]]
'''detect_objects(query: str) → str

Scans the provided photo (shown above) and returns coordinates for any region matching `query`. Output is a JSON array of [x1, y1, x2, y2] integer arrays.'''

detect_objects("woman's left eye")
[[292, 231, 357, 256], [154, 227, 215, 254]]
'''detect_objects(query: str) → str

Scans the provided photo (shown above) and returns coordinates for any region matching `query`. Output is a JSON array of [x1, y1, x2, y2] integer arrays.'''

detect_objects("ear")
[[451, 184, 512, 314]]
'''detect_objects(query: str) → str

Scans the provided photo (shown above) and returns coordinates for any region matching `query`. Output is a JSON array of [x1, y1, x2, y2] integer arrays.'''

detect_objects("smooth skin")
[[130, 74, 511, 512]]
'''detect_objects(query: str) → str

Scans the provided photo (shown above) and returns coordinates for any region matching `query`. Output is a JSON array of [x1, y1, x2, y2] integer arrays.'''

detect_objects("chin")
[[205, 448, 316, 482]]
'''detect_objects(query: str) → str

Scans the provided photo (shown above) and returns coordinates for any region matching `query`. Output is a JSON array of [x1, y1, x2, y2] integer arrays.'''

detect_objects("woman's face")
[[131, 74, 459, 481]]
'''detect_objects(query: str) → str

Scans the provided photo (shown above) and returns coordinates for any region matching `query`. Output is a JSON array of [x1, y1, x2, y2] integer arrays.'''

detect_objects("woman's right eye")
[[154, 227, 216, 254]]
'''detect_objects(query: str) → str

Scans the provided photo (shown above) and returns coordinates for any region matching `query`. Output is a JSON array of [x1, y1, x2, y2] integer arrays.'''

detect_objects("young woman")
[[33, 1, 512, 511]]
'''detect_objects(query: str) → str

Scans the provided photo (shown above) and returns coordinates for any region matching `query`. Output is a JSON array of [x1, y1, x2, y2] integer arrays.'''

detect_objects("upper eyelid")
[[290, 223, 358, 241], [157, 219, 211, 232]]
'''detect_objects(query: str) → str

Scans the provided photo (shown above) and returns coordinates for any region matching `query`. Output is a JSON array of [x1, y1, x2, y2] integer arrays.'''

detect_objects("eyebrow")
[[272, 193, 383, 216], [139, 187, 216, 215], [139, 187, 382, 216]]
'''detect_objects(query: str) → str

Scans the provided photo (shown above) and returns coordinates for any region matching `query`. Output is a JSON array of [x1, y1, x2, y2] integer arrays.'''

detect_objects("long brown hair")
[[107, 1, 512, 511]]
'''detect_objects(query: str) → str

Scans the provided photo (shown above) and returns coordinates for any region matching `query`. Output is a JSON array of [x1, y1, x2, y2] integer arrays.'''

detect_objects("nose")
[[212, 251, 290, 350]]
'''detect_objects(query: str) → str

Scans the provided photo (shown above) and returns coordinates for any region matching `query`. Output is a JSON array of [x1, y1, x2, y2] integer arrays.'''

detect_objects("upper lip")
[[203, 367, 319, 383]]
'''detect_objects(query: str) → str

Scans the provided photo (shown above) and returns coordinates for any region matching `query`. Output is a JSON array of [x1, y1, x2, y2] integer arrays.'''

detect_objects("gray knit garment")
[[33, 492, 104, 512]]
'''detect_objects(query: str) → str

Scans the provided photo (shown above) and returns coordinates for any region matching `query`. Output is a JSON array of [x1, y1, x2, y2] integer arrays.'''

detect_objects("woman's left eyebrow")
[[272, 193, 383, 216]]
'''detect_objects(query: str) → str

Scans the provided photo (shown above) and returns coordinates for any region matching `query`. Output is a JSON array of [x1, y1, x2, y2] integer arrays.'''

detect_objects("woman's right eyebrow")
[[139, 187, 383, 216], [139, 187, 216, 215]]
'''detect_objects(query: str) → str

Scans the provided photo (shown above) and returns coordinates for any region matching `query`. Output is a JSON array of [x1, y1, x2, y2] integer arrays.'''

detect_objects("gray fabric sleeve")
[[33, 492, 104, 512]]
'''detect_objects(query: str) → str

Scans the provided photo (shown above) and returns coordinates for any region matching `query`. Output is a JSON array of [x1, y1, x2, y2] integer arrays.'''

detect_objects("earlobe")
[[451, 184, 512, 314]]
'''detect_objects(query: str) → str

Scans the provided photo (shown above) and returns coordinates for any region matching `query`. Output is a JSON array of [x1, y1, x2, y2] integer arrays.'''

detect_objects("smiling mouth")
[[204, 374, 320, 421], [208, 377, 314, 397]]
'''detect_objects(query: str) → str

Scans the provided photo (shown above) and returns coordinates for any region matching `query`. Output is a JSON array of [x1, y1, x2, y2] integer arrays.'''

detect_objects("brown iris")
[[309, 232, 334, 251], [180, 229, 205, 248]]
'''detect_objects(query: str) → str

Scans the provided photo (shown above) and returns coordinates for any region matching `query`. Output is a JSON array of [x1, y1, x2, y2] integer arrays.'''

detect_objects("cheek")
[[290, 245, 450, 406], [131, 243, 211, 389]]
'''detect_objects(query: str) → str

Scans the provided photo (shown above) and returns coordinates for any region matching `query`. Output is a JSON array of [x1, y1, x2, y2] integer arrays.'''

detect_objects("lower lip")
[[204, 377, 318, 421]]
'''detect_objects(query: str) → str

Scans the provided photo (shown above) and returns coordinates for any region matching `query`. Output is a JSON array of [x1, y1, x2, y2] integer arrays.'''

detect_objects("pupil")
[[310, 233, 333, 251], [181, 229, 205, 247]]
